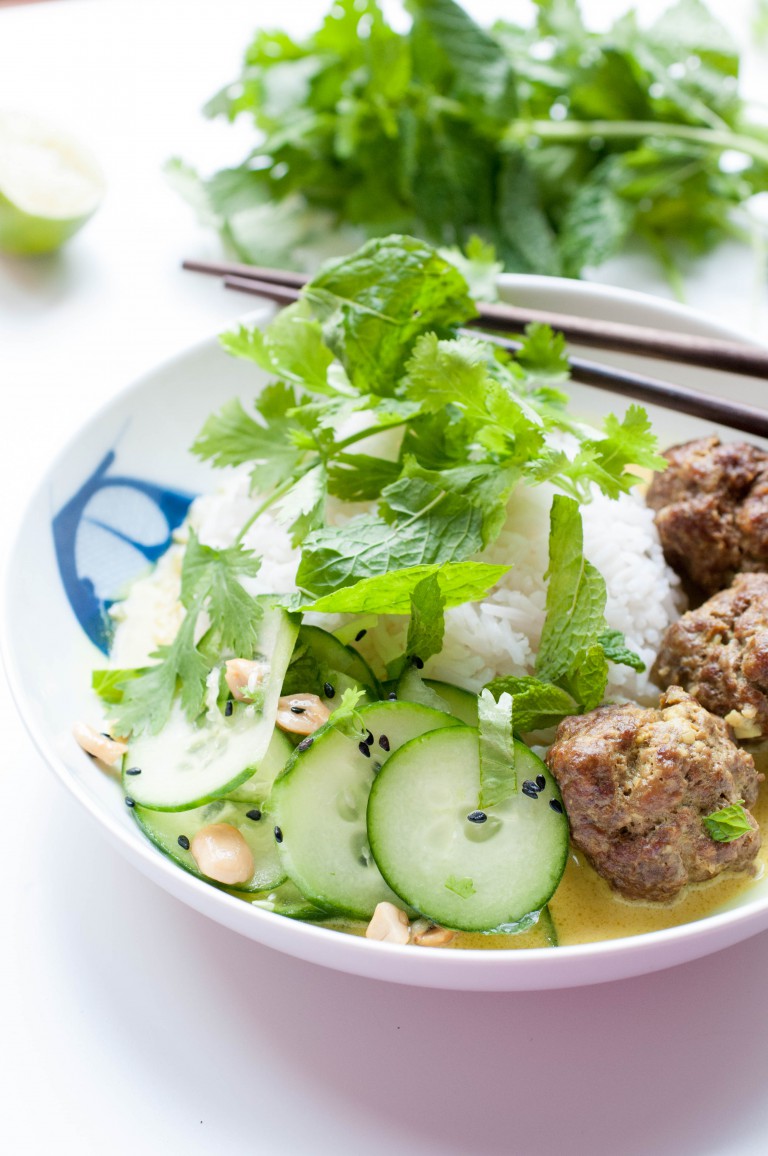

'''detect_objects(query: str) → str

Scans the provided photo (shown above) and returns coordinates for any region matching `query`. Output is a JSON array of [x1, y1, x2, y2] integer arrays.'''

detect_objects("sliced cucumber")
[[424, 680, 478, 727], [285, 624, 380, 698], [393, 668, 479, 727], [367, 727, 569, 932], [227, 729, 294, 803], [133, 797, 285, 892], [268, 701, 460, 919], [123, 606, 298, 810]]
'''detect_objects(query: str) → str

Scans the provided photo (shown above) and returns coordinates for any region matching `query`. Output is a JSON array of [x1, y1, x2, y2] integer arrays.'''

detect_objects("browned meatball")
[[646, 437, 768, 595], [656, 574, 768, 740], [545, 687, 761, 902]]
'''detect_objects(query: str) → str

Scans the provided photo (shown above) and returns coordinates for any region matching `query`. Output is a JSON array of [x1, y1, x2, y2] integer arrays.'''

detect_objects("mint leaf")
[[299, 561, 508, 614], [304, 235, 476, 395], [484, 676, 578, 732], [598, 629, 646, 673], [568, 643, 610, 714], [703, 803, 753, 843], [406, 573, 445, 665], [536, 495, 608, 689], [477, 688, 516, 808], [327, 454, 402, 502], [445, 874, 476, 899]]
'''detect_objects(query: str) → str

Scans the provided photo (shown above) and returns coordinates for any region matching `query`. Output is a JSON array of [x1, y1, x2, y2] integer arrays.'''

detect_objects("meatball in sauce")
[[646, 436, 768, 596], [546, 688, 761, 903], [656, 573, 768, 740]]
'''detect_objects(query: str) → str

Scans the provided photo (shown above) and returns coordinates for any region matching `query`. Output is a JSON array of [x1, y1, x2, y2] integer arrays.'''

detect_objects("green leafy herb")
[[477, 688, 516, 809], [298, 561, 508, 615], [91, 668, 141, 705], [483, 676, 578, 733], [445, 874, 477, 899], [172, 0, 768, 287], [111, 530, 264, 736], [327, 687, 368, 741], [703, 803, 754, 843], [406, 573, 445, 665]]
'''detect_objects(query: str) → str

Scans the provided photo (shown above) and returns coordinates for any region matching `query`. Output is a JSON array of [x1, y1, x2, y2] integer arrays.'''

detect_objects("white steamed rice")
[[110, 466, 683, 705]]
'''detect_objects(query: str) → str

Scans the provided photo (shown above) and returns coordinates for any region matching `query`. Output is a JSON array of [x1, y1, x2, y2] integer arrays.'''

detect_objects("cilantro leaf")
[[703, 803, 754, 843], [192, 384, 308, 492], [91, 668, 142, 705], [327, 454, 403, 502], [220, 302, 336, 395], [111, 609, 209, 737], [445, 874, 476, 899], [327, 686, 368, 741], [299, 561, 508, 615], [598, 629, 646, 673], [180, 528, 263, 655], [477, 688, 516, 809]]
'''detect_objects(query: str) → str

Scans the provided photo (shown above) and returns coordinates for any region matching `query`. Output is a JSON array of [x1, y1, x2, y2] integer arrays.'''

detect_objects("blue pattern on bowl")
[[52, 450, 194, 654]]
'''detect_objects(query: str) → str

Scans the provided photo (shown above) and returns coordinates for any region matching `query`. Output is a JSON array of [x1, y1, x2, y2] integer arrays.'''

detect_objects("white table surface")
[[3, 1, 768, 1153]]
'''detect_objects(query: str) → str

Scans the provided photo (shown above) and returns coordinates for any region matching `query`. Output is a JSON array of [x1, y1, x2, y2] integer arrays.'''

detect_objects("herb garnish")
[[703, 803, 754, 843], [169, 0, 768, 287]]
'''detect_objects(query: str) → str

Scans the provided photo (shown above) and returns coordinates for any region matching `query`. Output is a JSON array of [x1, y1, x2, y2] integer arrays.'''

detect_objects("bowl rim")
[[4, 272, 768, 985]]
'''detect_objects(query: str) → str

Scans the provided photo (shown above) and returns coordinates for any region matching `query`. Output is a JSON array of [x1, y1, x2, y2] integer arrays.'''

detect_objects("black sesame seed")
[[178, 835, 190, 851], [521, 783, 539, 800], [290, 705, 306, 715], [411, 655, 424, 670], [467, 810, 487, 824], [246, 808, 262, 822], [387, 692, 397, 701], [224, 700, 234, 717], [378, 734, 390, 751], [536, 774, 546, 790], [125, 766, 142, 776], [549, 798, 564, 814], [101, 732, 114, 740], [355, 629, 367, 642], [358, 741, 371, 758], [297, 737, 314, 752], [323, 682, 335, 699], [274, 826, 283, 843], [125, 796, 136, 808], [365, 730, 374, 746]]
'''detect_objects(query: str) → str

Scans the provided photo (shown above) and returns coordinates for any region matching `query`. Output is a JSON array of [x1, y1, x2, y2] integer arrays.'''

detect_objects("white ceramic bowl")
[[5, 275, 768, 991]]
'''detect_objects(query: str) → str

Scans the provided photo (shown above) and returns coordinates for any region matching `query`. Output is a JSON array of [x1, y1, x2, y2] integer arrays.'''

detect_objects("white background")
[[3, 1, 768, 1153]]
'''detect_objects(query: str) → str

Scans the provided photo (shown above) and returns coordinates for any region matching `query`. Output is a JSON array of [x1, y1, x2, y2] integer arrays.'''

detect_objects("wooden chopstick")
[[183, 256, 768, 380], [215, 273, 768, 440]]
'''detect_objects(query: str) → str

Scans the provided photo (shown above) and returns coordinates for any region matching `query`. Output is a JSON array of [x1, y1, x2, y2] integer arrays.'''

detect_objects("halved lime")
[[0, 110, 104, 256]]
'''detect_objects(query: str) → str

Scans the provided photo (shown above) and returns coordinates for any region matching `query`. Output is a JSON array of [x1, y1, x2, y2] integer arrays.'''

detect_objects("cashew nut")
[[189, 823, 254, 885], [73, 721, 128, 766], [225, 659, 268, 703], [365, 901, 410, 944], [276, 693, 330, 736]]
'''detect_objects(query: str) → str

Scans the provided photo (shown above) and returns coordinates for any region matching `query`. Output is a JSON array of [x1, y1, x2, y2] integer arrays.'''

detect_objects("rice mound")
[[111, 466, 681, 704]]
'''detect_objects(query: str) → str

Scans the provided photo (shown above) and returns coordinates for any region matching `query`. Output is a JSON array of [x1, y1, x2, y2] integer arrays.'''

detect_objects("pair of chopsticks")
[[183, 258, 768, 440]]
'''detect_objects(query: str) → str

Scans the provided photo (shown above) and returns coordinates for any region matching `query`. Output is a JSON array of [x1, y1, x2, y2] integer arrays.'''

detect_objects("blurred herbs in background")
[[168, 0, 768, 287]]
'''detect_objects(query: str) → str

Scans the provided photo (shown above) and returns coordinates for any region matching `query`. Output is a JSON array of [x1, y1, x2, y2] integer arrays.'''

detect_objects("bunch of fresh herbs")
[[169, 0, 768, 288]]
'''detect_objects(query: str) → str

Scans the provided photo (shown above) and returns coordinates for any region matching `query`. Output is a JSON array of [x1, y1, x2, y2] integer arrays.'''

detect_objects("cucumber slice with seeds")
[[133, 797, 285, 892], [123, 606, 298, 810], [227, 729, 294, 803], [286, 624, 380, 698], [367, 726, 569, 931], [269, 701, 460, 919]]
